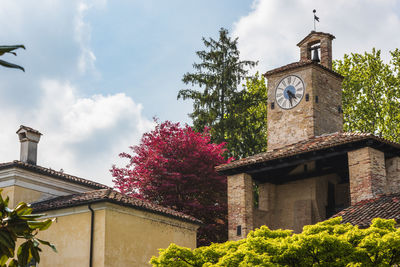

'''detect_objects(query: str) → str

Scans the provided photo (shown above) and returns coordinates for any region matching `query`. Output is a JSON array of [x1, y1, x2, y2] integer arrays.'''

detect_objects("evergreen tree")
[[225, 73, 268, 158], [178, 28, 261, 158]]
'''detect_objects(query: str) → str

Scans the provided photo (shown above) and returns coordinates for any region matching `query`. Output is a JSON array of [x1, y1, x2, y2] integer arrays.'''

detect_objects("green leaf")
[[28, 218, 53, 231], [0, 59, 24, 72], [0, 230, 15, 250], [17, 241, 30, 266], [31, 246, 40, 263], [37, 238, 57, 252], [0, 255, 7, 266], [0, 45, 25, 56], [7, 259, 18, 267]]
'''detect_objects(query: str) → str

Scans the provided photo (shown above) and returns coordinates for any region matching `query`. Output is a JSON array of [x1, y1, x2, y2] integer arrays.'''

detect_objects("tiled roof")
[[332, 193, 400, 227], [32, 189, 202, 224], [16, 125, 42, 135], [263, 60, 343, 78], [0, 160, 109, 190], [216, 132, 400, 173], [296, 31, 335, 47]]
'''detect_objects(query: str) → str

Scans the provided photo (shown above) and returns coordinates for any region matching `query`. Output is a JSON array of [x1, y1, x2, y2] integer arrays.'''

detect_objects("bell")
[[312, 48, 320, 63]]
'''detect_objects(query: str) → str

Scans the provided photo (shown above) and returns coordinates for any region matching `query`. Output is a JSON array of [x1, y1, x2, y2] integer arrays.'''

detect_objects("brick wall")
[[385, 157, 400, 194], [348, 147, 386, 204], [227, 173, 254, 241], [298, 32, 334, 69]]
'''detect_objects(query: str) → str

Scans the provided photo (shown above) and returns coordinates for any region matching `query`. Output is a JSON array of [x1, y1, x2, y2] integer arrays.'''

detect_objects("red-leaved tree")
[[111, 121, 231, 246]]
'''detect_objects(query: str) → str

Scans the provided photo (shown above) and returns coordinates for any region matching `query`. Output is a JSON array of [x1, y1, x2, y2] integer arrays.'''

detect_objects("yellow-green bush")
[[151, 217, 400, 266]]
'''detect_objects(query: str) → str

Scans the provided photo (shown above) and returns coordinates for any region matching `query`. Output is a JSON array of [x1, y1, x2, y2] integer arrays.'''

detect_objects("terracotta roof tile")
[[31, 189, 202, 224], [0, 160, 109, 190], [263, 60, 343, 78], [216, 132, 400, 173], [332, 193, 400, 227]]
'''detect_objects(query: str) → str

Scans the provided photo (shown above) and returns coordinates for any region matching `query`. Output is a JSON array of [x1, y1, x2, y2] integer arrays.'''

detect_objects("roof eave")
[[216, 136, 400, 175], [32, 197, 203, 226], [264, 61, 343, 79]]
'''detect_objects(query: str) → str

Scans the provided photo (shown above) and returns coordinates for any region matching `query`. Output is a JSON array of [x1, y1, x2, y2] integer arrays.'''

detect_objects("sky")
[[0, 0, 400, 186]]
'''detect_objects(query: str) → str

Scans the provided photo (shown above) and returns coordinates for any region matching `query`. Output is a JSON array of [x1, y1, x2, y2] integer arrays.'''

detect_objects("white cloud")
[[0, 79, 153, 186], [75, 1, 104, 75], [36, 79, 153, 186], [233, 0, 400, 73]]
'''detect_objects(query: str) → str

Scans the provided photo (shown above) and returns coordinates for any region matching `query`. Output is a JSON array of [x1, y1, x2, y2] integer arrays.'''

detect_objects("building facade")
[[217, 31, 400, 241], [0, 125, 200, 266]]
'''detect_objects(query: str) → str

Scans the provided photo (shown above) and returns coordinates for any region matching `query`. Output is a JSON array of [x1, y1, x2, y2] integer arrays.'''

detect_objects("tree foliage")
[[111, 121, 231, 246], [0, 45, 25, 72], [0, 190, 56, 266], [334, 48, 400, 141], [225, 73, 268, 158], [151, 217, 400, 266], [178, 28, 265, 158]]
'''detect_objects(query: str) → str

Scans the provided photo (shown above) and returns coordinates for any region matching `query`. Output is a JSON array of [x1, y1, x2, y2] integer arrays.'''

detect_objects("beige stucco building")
[[217, 31, 400, 241], [0, 126, 200, 266]]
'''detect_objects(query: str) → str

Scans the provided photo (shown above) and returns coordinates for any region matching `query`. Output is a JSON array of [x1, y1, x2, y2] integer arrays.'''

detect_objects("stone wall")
[[267, 66, 342, 150], [312, 67, 343, 136], [267, 67, 314, 150]]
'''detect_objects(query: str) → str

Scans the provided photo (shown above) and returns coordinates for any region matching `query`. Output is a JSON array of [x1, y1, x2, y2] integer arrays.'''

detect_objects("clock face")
[[275, 75, 305, 109]]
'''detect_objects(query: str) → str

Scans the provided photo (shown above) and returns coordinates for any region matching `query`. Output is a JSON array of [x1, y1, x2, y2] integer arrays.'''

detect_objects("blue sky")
[[1, 0, 400, 186]]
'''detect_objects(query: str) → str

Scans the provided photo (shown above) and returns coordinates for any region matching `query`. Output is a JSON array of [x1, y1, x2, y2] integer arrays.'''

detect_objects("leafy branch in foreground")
[[0, 45, 25, 72], [0, 189, 56, 267]]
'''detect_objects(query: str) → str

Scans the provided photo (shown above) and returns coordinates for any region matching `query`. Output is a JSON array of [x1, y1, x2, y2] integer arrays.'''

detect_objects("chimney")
[[16, 125, 42, 165], [297, 31, 335, 70]]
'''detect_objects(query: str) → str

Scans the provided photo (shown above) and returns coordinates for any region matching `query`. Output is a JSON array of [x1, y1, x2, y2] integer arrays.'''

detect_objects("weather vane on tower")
[[313, 9, 319, 31]]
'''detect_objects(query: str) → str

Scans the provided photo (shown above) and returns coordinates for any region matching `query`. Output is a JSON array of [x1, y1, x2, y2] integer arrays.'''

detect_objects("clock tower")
[[265, 31, 343, 150]]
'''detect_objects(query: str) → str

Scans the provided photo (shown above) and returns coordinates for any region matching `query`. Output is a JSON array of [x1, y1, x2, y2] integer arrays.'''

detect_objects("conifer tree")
[[178, 28, 262, 158]]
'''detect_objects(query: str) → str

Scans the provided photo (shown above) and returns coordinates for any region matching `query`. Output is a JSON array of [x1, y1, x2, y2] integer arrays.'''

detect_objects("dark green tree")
[[334, 48, 400, 141], [224, 73, 268, 158], [0, 190, 56, 266], [0, 45, 25, 72], [178, 28, 262, 158]]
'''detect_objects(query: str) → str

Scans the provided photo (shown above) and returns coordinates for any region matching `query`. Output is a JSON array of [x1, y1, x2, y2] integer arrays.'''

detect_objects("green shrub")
[[151, 217, 400, 266]]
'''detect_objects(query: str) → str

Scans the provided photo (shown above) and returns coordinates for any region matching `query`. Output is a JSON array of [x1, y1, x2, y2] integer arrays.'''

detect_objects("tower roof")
[[297, 31, 335, 47], [263, 59, 343, 78]]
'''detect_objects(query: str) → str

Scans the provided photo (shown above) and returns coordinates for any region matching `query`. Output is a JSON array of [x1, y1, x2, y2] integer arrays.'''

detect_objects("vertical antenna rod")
[[313, 9, 319, 31]]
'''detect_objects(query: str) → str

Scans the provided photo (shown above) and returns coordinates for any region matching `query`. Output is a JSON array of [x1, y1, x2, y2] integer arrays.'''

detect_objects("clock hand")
[[288, 90, 296, 99], [288, 93, 293, 106]]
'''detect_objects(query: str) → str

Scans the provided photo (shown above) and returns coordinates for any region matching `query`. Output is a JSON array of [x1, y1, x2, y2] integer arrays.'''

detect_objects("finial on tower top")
[[313, 9, 319, 31]]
